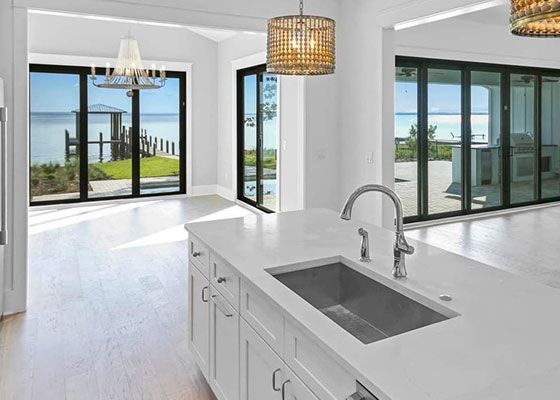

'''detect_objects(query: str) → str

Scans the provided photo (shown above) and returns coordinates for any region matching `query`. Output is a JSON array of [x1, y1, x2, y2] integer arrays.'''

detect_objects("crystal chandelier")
[[511, 0, 560, 37], [91, 35, 166, 95], [266, 0, 336, 75]]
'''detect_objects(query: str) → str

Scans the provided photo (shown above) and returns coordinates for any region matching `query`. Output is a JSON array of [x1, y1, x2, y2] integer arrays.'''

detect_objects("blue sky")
[[396, 82, 490, 114], [30, 72, 179, 113]]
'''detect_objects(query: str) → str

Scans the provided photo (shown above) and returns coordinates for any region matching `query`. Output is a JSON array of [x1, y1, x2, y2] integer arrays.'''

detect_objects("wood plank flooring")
[[0, 195, 252, 400]]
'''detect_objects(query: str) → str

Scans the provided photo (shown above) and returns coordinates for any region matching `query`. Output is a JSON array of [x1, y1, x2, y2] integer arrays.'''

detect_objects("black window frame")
[[29, 63, 187, 206], [396, 56, 560, 223], [236, 64, 277, 213]]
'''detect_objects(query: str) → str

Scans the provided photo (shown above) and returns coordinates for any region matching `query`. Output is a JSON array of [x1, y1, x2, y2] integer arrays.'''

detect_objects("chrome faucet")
[[340, 184, 415, 279], [358, 228, 371, 262]]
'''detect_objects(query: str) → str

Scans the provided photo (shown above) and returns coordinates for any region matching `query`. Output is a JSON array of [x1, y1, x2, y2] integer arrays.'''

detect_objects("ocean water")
[[31, 112, 181, 164], [396, 113, 490, 142]]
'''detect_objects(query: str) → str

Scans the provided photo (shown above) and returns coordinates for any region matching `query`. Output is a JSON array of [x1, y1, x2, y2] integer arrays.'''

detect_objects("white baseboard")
[[189, 185, 218, 197], [216, 185, 235, 201]]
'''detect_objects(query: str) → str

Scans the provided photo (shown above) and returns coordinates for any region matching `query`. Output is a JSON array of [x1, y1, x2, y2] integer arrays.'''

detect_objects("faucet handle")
[[396, 232, 415, 255]]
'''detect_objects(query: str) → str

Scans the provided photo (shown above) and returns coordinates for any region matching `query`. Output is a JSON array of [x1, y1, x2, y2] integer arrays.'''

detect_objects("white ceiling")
[[456, 4, 510, 26]]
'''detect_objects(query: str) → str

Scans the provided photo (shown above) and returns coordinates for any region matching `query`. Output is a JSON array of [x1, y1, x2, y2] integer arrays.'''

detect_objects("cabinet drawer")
[[210, 253, 240, 310], [209, 286, 240, 400], [285, 322, 355, 400], [241, 281, 284, 356], [189, 235, 210, 275]]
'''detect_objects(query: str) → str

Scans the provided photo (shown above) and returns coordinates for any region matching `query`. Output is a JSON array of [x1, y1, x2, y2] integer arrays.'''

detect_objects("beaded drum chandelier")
[[267, 0, 336, 75], [511, 0, 560, 37]]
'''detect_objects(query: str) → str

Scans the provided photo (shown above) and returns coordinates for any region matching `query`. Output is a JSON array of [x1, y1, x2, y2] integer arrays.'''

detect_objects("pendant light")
[[91, 35, 166, 95], [267, 0, 336, 75], [511, 0, 560, 37]]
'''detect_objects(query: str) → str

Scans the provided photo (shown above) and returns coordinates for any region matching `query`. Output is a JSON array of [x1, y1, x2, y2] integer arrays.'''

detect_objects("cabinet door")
[[240, 319, 284, 400], [209, 287, 240, 400], [283, 367, 319, 400], [188, 263, 210, 379]]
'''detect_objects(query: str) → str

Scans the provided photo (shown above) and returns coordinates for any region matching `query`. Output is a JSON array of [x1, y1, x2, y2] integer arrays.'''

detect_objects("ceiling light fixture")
[[511, 0, 560, 37], [266, 0, 335, 75], [90, 35, 166, 95]]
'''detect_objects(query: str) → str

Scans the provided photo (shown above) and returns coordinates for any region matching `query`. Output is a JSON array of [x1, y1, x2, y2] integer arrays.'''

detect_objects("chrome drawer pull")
[[192, 251, 201, 257], [217, 276, 226, 284]]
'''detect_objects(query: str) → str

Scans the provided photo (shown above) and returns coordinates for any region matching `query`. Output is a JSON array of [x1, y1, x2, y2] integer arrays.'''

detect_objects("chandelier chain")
[[299, 0, 304, 16]]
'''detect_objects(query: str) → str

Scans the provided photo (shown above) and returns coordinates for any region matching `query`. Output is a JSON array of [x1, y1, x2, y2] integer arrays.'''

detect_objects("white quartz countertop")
[[184, 209, 560, 400]]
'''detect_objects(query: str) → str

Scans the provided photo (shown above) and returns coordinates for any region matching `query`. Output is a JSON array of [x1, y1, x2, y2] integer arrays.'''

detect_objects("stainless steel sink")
[[272, 262, 451, 344]]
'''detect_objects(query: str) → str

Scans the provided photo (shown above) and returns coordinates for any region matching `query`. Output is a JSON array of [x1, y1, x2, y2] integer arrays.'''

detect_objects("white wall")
[[396, 17, 560, 69], [29, 13, 219, 190]]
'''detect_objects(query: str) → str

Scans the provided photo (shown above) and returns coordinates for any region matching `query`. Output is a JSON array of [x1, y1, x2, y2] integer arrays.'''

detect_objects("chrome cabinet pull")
[[211, 294, 233, 317], [281, 380, 291, 400], [201, 286, 209, 303], [216, 276, 226, 284], [192, 251, 201, 257], [272, 368, 282, 391]]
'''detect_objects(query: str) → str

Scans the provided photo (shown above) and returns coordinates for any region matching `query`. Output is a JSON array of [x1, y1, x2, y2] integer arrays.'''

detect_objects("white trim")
[[405, 201, 560, 231], [29, 53, 194, 196], [190, 185, 218, 197]]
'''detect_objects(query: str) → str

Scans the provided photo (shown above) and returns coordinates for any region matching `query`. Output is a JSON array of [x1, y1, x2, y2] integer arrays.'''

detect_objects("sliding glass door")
[[237, 65, 279, 212], [396, 56, 560, 223], [29, 64, 186, 205]]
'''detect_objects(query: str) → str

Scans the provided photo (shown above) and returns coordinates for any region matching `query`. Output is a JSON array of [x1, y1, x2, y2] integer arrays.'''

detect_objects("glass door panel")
[[394, 67, 419, 218], [510, 74, 537, 204], [427, 68, 462, 215], [139, 77, 181, 194], [30, 72, 81, 202], [259, 73, 278, 212], [541, 75, 560, 199], [87, 77, 132, 199], [242, 74, 258, 203], [471, 71, 503, 209]]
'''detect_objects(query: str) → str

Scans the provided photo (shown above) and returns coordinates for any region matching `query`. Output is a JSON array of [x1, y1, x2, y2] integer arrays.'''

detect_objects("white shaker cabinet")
[[188, 263, 210, 379], [240, 319, 285, 400], [209, 286, 240, 400]]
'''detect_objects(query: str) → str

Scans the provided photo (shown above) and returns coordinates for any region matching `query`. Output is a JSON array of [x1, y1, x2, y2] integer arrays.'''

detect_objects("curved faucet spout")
[[340, 184, 414, 279]]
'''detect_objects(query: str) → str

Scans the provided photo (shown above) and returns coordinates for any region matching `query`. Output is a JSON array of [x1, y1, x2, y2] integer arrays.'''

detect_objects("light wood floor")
[[408, 204, 560, 289], [0, 195, 252, 400]]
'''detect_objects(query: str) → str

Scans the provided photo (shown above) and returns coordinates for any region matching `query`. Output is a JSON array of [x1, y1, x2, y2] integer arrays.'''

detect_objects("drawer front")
[[285, 322, 355, 400], [241, 281, 284, 357], [189, 235, 210, 276], [210, 253, 240, 310], [209, 286, 240, 400]]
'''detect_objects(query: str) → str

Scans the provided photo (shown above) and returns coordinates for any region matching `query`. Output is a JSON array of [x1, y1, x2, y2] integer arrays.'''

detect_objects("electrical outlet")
[[366, 151, 374, 164]]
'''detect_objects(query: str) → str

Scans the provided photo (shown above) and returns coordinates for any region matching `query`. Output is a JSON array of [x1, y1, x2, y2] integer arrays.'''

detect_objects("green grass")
[[90, 156, 180, 180]]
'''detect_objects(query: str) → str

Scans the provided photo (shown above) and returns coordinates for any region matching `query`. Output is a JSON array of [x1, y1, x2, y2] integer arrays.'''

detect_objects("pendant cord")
[[299, 0, 304, 15]]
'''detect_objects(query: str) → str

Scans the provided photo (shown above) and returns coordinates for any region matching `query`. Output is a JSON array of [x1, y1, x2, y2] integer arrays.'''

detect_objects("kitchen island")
[[185, 208, 560, 400]]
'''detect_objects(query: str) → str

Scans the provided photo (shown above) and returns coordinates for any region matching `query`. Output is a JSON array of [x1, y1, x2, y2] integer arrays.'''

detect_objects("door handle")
[[201, 286, 209, 303], [272, 368, 282, 391], [281, 380, 291, 400]]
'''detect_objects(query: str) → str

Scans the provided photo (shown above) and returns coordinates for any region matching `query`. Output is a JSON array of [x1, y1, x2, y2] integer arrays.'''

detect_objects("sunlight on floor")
[[28, 200, 162, 235], [111, 205, 253, 250]]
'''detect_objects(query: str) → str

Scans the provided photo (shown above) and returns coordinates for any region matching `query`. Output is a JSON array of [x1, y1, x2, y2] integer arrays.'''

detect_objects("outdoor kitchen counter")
[[184, 208, 560, 400]]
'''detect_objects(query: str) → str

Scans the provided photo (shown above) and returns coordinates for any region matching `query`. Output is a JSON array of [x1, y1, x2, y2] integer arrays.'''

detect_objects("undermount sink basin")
[[272, 261, 452, 344]]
